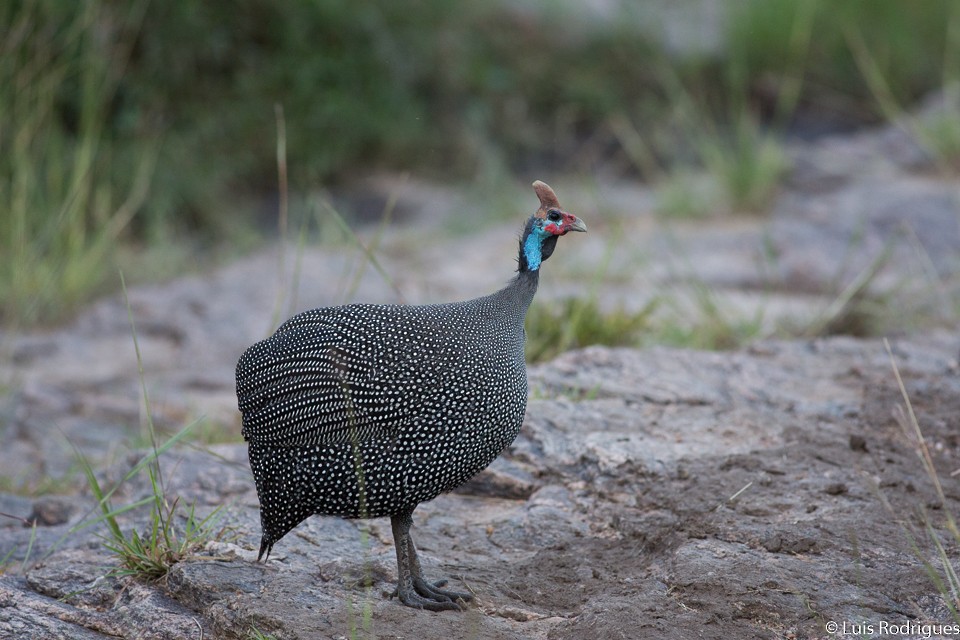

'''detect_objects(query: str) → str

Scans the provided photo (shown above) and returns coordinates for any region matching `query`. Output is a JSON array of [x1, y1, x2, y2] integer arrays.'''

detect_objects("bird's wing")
[[236, 313, 405, 447]]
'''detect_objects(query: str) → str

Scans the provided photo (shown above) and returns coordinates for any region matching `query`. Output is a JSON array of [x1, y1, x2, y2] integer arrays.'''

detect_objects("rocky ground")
[[1, 103, 959, 639]]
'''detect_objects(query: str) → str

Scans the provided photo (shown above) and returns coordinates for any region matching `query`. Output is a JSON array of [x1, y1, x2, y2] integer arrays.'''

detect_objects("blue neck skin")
[[523, 225, 549, 271]]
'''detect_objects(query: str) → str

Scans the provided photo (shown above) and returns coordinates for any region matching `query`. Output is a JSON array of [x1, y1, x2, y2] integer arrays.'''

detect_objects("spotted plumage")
[[236, 180, 586, 610]]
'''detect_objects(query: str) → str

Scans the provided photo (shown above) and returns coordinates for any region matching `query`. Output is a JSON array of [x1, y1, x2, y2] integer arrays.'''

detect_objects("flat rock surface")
[[1, 109, 960, 639], [2, 334, 959, 639]]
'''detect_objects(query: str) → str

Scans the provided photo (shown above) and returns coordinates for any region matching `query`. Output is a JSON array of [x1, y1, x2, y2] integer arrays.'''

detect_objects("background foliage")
[[2, 0, 957, 323]]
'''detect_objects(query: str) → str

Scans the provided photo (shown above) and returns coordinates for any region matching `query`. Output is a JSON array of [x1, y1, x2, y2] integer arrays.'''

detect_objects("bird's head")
[[519, 180, 587, 272]]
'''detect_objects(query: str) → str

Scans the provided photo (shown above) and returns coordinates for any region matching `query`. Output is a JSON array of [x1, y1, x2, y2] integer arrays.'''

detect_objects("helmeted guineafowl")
[[236, 180, 586, 611]]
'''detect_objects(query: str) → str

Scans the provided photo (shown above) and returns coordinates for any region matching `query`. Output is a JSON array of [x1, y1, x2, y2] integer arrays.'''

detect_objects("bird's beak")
[[568, 216, 587, 233]]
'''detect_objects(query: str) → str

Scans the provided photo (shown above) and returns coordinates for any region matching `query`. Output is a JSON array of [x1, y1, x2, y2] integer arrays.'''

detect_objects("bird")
[[235, 180, 586, 611]]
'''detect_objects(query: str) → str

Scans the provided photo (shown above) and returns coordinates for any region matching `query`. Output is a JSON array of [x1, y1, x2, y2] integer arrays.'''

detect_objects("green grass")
[[525, 297, 656, 363], [654, 284, 765, 351], [884, 341, 960, 621], [643, 0, 957, 219], [525, 285, 769, 363], [80, 452, 230, 582], [65, 411, 234, 582], [727, 0, 957, 123], [0, 1, 153, 326], [65, 276, 234, 582], [654, 172, 715, 220], [188, 417, 245, 446], [650, 116, 789, 219], [915, 105, 960, 173], [697, 116, 789, 215], [842, 4, 960, 176]]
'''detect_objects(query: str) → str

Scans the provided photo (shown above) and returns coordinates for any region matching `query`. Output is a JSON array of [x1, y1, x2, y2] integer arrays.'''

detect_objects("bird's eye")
[[547, 209, 561, 222]]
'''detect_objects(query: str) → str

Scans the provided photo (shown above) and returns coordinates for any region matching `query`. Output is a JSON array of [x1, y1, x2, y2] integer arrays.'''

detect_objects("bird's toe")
[[414, 577, 473, 604], [394, 582, 465, 611]]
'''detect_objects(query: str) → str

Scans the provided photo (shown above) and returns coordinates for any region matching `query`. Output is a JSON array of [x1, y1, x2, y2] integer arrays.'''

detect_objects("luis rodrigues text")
[[826, 620, 960, 637]]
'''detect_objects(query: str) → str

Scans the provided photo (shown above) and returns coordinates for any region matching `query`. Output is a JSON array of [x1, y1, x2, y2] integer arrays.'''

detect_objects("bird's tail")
[[258, 538, 274, 562]]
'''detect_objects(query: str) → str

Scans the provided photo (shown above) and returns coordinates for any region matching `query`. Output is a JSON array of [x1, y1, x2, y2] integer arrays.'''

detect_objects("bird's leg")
[[390, 510, 471, 611]]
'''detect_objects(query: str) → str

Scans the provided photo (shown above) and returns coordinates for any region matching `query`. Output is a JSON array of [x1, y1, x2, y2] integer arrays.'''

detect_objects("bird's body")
[[236, 181, 585, 610], [240, 282, 533, 538]]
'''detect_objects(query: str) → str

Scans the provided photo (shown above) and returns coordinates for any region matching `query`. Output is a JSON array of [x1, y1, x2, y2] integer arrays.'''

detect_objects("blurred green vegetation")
[[525, 287, 766, 363], [2, 0, 958, 325]]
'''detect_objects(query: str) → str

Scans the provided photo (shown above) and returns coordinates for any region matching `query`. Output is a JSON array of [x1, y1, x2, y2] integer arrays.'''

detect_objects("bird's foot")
[[392, 577, 473, 611], [390, 510, 474, 612]]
